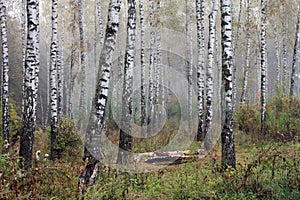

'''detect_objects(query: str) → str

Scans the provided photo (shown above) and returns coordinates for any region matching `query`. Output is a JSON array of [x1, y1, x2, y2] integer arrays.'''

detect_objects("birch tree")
[[79, 0, 121, 190], [290, 6, 300, 97], [186, 0, 193, 129], [117, 0, 136, 164], [0, 1, 9, 144], [68, 0, 77, 119], [155, 0, 162, 122], [58, 0, 65, 118], [240, 0, 251, 104], [221, 0, 236, 168], [274, 23, 281, 84], [196, 0, 205, 141], [21, 0, 26, 116], [78, 0, 87, 124], [260, 0, 267, 135], [147, 0, 155, 133], [97, 0, 103, 50], [204, 0, 218, 150], [19, 0, 40, 170], [281, 3, 287, 85], [49, 0, 59, 159], [139, 0, 146, 127]]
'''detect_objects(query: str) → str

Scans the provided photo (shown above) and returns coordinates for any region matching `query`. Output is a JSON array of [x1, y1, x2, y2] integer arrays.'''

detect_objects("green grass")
[[0, 96, 299, 199]]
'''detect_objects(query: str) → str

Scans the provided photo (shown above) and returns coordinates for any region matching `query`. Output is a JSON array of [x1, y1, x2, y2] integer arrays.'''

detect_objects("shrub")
[[235, 95, 300, 141], [55, 118, 82, 158]]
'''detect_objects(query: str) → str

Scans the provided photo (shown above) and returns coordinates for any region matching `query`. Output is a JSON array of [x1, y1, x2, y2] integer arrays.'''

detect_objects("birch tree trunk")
[[240, 0, 251, 104], [21, 0, 26, 118], [221, 0, 236, 168], [78, 0, 87, 125], [58, 0, 65, 118], [49, 0, 59, 160], [97, 0, 104, 50], [274, 23, 281, 84], [79, 0, 121, 191], [186, 0, 193, 129], [290, 6, 300, 97], [147, 0, 155, 134], [203, 0, 218, 150], [19, 0, 40, 170], [155, 0, 162, 122], [68, 0, 76, 119], [139, 0, 146, 127], [0, 1, 9, 144], [260, 0, 267, 135], [117, 0, 136, 164], [281, 3, 287, 86], [196, 0, 205, 141]]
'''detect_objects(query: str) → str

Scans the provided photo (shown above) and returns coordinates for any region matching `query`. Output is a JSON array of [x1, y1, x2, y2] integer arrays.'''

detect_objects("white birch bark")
[[240, 0, 251, 104], [97, 0, 103, 50], [78, 0, 87, 123], [155, 0, 162, 122], [79, 0, 121, 190], [290, 6, 300, 97], [260, 0, 267, 135], [204, 0, 218, 150], [281, 3, 287, 85], [147, 0, 155, 133], [68, 1, 76, 119], [221, 0, 236, 168], [0, 1, 9, 144], [20, 0, 40, 170], [196, 0, 205, 141], [185, 0, 193, 129], [21, 0, 26, 117], [118, 0, 136, 164], [274, 23, 281, 84], [58, 0, 65, 118], [139, 0, 146, 127], [49, 0, 59, 159]]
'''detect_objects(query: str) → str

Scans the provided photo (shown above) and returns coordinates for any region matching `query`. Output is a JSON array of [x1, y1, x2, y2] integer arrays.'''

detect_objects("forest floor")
[[1, 130, 299, 199]]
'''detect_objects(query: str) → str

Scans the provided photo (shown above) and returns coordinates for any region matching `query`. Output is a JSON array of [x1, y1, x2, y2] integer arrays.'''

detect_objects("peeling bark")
[[20, 0, 40, 170]]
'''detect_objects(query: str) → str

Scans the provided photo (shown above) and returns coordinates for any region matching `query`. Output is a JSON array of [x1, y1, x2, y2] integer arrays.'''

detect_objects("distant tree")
[[260, 0, 267, 135], [290, 6, 300, 97], [97, 0, 104, 50], [196, 0, 205, 141], [19, 0, 40, 170], [240, 0, 251, 104], [79, 0, 121, 190], [117, 0, 136, 164], [0, 1, 10, 145], [58, 0, 65, 118], [281, 3, 287, 86], [220, 0, 236, 168], [78, 0, 87, 126], [68, 0, 77, 119]]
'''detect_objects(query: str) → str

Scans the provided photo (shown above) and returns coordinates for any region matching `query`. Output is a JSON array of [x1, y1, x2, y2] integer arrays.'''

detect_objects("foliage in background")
[[235, 94, 300, 141]]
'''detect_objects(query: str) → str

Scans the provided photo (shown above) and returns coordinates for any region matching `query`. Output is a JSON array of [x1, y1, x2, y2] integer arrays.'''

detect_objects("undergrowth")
[[0, 96, 299, 199]]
